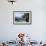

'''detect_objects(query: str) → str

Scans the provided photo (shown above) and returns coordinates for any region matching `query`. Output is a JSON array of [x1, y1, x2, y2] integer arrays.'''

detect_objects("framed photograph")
[[13, 11, 32, 25]]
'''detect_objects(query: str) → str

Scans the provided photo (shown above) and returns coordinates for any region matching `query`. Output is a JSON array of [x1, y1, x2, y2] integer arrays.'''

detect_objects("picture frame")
[[13, 11, 32, 25]]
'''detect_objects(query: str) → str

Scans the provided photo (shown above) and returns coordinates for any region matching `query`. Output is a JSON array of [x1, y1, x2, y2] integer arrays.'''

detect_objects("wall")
[[0, 0, 46, 42]]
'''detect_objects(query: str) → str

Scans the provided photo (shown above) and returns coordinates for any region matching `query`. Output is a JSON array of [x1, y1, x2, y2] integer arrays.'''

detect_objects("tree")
[[22, 13, 29, 22]]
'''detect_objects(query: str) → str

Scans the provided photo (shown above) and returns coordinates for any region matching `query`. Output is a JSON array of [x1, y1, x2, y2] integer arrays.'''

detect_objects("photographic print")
[[13, 11, 32, 25]]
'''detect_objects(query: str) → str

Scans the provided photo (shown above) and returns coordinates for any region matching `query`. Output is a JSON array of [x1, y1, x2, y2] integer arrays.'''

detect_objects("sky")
[[15, 12, 24, 18]]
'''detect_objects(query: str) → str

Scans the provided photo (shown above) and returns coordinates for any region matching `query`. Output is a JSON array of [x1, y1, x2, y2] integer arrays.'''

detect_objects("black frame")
[[13, 11, 32, 25]]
